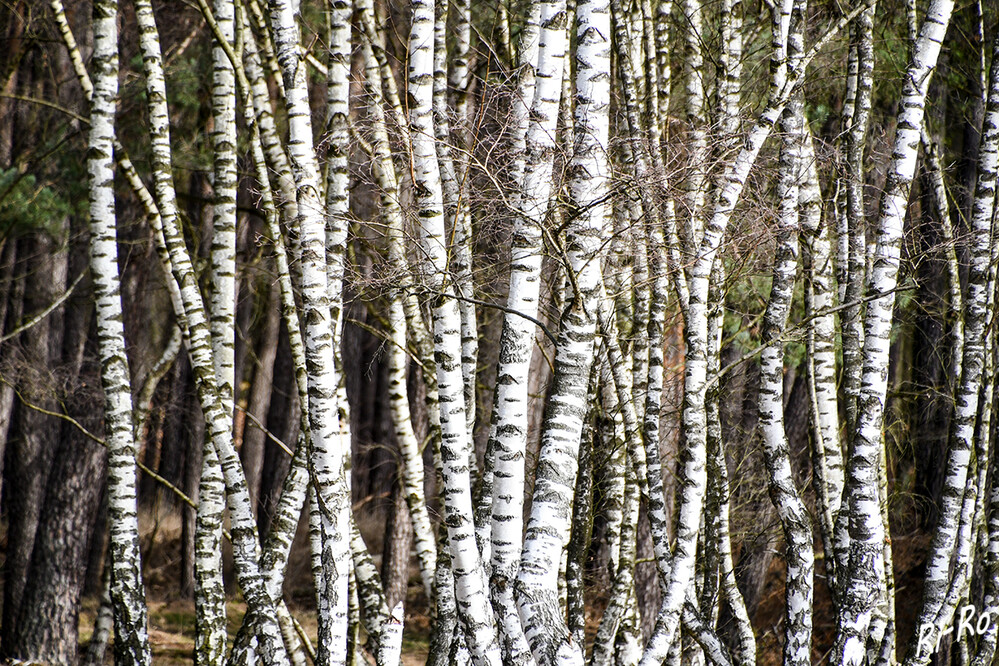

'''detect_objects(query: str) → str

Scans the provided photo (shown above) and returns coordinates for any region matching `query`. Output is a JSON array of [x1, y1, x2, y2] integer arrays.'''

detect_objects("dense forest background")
[[0, 0, 998, 663]]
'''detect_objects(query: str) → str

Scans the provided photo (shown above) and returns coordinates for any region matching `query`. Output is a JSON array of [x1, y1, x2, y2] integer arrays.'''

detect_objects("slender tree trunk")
[[513, 0, 609, 659], [0, 239, 19, 491], [756, 4, 814, 663], [269, 0, 351, 660], [240, 281, 282, 514], [88, 0, 151, 659], [834, 0, 954, 662], [905, 22, 999, 666], [180, 360, 204, 599], [486, 0, 569, 653], [408, 0, 501, 658]]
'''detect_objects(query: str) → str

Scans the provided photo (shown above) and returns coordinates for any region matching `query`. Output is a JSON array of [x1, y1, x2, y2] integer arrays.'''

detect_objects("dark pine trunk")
[[2, 233, 67, 654], [240, 280, 282, 517], [258, 322, 299, 538]]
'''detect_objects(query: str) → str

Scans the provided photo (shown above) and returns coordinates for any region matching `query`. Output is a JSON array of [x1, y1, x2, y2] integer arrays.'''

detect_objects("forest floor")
[[78, 596, 431, 665], [72, 505, 935, 664], [76, 506, 435, 665], [751, 529, 933, 664]]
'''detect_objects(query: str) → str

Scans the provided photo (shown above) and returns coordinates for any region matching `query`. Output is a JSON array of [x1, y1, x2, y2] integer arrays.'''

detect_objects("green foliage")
[[722, 268, 769, 355], [721, 262, 807, 371], [806, 102, 834, 131], [785, 280, 806, 371], [871, 0, 910, 113], [0, 168, 73, 238], [166, 54, 213, 174]]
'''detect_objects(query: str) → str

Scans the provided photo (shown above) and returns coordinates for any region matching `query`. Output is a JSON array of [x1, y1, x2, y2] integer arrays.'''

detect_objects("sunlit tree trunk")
[[758, 4, 813, 663], [834, 0, 954, 662], [194, 5, 239, 655], [800, 127, 843, 600], [386, 296, 437, 598], [407, 0, 501, 660], [838, 2, 875, 444], [638, 0, 816, 659], [87, 0, 151, 660], [905, 20, 999, 666], [268, 0, 351, 660], [487, 0, 568, 654], [129, 1, 291, 660], [514, 0, 609, 658]]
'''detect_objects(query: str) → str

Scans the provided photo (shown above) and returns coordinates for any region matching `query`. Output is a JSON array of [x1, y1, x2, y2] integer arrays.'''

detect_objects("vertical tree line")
[[0, 0, 998, 664]]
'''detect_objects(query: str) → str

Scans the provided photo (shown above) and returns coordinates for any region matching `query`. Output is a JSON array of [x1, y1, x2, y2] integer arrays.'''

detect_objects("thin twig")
[[0, 270, 85, 343], [291, 611, 318, 662], [710, 283, 917, 386], [452, 292, 559, 345], [0, 92, 89, 123], [6, 379, 197, 509], [236, 404, 294, 456]]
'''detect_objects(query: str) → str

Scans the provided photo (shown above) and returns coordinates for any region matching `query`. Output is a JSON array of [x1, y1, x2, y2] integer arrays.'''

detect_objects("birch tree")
[[905, 22, 999, 666], [834, 0, 954, 661], [758, 4, 813, 663], [17, 0, 999, 664], [87, 0, 151, 660]]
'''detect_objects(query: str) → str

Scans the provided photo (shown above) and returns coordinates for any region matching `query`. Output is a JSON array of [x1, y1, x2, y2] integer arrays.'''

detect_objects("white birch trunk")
[[209, 0, 238, 408], [515, 0, 610, 657], [88, 0, 151, 660], [197, 0, 238, 657], [487, 0, 568, 655], [408, 0, 501, 660], [473, 0, 543, 554], [592, 451, 640, 666], [969, 35, 999, 666], [131, 0, 289, 659], [268, 1, 351, 660], [244, 0, 286, 100], [566, 366, 598, 648], [834, 0, 954, 662], [839, 3, 875, 445], [324, 0, 351, 337], [904, 23, 999, 666], [800, 129, 844, 596], [240, 20, 299, 241], [972, 304, 999, 666], [637, 0, 825, 657], [717, 0, 743, 141], [387, 296, 438, 598], [759, 6, 813, 662], [432, 0, 477, 431], [347, 517, 404, 666], [194, 441, 226, 664], [682, 0, 708, 247]]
